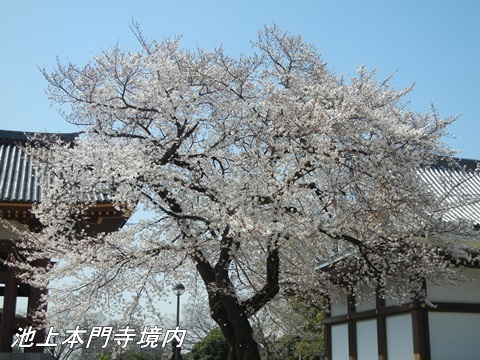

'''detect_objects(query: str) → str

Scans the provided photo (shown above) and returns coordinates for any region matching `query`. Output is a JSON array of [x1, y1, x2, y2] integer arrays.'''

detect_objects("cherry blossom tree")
[[17, 24, 472, 360]]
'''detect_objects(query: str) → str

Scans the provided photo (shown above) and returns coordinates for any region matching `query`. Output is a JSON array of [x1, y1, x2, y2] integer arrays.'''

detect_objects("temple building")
[[0, 130, 128, 359], [323, 158, 480, 360]]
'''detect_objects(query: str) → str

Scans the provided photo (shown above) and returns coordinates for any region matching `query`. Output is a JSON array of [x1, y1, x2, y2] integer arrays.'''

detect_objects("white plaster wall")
[[355, 286, 376, 312], [386, 314, 414, 360], [330, 286, 376, 316], [429, 312, 480, 360], [356, 319, 377, 360], [330, 293, 348, 317], [331, 323, 349, 360], [427, 268, 480, 303], [384, 280, 413, 307]]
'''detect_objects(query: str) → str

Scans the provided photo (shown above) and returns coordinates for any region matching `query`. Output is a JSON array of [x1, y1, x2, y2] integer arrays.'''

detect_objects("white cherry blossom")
[[15, 25, 477, 360]]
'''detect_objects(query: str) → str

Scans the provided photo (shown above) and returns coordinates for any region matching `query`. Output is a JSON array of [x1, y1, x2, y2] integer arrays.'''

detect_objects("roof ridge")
[[433, 156, 480, 172], [0, 130, 79, 144]]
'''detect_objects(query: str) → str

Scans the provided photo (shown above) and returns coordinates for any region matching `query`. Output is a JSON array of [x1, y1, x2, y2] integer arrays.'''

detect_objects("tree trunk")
[[193, 241, 280, 360], [208, 294, 262, 360], [225, 321, 260, 360]]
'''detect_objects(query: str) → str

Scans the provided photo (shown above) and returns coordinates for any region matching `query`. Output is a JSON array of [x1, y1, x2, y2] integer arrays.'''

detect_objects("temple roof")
[[0, 130, 118, 205], [418, 157, 480, 225], [0, 129, 78, 145], [0, 130, 126, 232], [0, 130, 79, 203]]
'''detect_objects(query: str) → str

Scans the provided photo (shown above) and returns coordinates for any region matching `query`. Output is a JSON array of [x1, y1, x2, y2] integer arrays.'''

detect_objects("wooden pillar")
[[324, 302, 332, 360], [0, 268, 17, 352], [24, 259, 49, 353], [23, 285, 47, 353], [412, 301, 430, 360], [376, 293, 387, 360], [412, 280, 430, 360], [347, 295, 357, 360]]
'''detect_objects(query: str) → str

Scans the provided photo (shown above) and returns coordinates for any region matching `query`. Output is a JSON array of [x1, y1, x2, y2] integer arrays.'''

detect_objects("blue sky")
[[1, 0, 479, 159]]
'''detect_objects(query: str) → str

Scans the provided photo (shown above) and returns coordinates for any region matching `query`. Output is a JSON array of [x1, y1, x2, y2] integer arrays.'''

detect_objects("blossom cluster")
[[15, 25, 466, 358], [12, 325, 186, 349]]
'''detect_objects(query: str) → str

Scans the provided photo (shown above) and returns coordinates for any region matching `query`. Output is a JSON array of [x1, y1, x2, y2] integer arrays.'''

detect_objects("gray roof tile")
[[418, 158, 480, 224], [0, 130, 78, 204]]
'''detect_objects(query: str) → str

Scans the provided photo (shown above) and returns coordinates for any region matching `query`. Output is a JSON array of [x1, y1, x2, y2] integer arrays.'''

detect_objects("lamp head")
[[172, 283, 185, 296]]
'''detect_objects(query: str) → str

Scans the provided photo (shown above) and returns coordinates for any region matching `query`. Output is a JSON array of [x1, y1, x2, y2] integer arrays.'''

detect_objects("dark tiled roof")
[[417, 157, 480, 224], [0, 130, 78, 144], [0, 130, 78, 203]]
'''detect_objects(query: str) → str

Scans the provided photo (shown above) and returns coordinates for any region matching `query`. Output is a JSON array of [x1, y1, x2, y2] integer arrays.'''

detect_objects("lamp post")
[[172, 283, 185, 360]]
